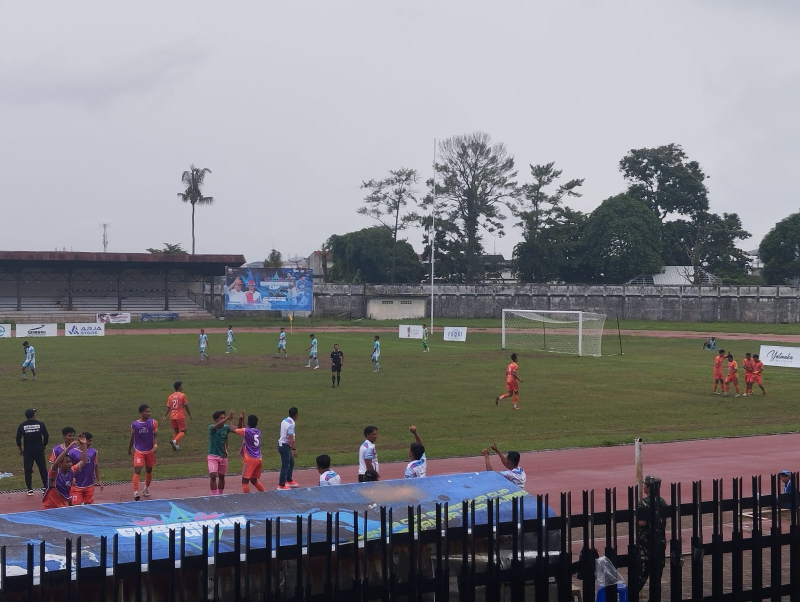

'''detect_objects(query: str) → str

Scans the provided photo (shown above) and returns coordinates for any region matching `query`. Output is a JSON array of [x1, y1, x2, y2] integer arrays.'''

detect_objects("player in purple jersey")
[[48, 426, 78, 486], [233, 411, 266, 493], [42, 436, 87, 509], [72, 432, 103, 505], [128, 404, 158, 501]]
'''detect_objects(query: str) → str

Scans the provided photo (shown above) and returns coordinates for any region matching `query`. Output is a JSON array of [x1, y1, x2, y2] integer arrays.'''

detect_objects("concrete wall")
[[313, 284, 800, 323], [366, 297, 426, 320]]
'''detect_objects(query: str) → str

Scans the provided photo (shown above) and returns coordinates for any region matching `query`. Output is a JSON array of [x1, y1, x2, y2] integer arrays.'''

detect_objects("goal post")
[[501, 310, 607, 357]]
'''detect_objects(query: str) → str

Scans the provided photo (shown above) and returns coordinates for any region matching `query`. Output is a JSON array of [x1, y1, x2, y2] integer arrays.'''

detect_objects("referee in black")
[[16, 408, 49, 495]]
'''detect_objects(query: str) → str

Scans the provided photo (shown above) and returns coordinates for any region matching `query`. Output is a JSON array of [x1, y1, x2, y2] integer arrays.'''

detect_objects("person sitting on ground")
[[482, 444, 526, 489], [702, 337, 717, 350]]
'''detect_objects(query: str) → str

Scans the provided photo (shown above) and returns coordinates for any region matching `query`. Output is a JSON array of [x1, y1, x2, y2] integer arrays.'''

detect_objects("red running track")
[[2, 432, 797, 515]]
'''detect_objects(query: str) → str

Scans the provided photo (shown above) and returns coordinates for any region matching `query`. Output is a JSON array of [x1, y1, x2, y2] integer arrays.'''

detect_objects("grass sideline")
[[2, 330, 799, 492]]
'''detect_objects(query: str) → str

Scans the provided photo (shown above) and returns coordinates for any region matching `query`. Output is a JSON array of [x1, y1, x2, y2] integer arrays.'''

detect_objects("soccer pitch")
[[2, 328, 799, 491]]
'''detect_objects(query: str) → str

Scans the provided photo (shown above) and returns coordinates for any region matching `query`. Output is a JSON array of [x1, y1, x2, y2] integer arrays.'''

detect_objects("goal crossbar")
[[501, 310, 607, 357]]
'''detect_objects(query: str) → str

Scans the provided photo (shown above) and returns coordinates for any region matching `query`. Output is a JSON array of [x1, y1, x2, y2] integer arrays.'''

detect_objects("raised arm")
[[482, 448, 493, 471], [490, 444, 510, 469], [409, 426, 423, 446]]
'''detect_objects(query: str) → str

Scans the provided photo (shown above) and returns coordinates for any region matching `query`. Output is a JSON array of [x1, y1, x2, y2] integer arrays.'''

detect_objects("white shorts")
[[371, 353, 379, 361], [23, 360, 35, 369], [200, 346, 207, 352], [310, 351, 317, 358], [278, 342, 286, 349]]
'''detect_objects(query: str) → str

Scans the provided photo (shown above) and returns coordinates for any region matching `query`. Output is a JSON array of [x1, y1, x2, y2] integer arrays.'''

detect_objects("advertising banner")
[[15, 324, 58, 338], [96, 312, 131, 324], [66, 323, 105, 337], [0, 324, 11, 338], [398, 324, 424, 339], [225, 267, 313, 312], [759, 345, 800, 368], [140, 313, 179, 322], [443, 326, 468, 342]]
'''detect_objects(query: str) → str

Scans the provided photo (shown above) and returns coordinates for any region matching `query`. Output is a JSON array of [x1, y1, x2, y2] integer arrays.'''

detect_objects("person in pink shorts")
[[208, 410, 234, 495]]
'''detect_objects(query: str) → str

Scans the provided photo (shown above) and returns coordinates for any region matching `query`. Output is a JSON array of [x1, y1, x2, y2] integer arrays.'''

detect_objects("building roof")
[[627, 265, 721, 286], [0, 251, 245, 274]]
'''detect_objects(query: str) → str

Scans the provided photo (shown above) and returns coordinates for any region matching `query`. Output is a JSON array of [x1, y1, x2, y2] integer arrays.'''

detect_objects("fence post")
[[604, 488, 618, 602], [147, 531, 153, 602], [39, 540, 46, 602], [558, 492, 572, 602], [325, 514, 333, 601], [460, 501, 469, 602], [1, 545, 6, 602], [26, 543, 34, 601], [669, 483, 682, 602], [791, 472, 800, 602], [112, 534, 119, 602], [266, 518, 273, 602], [294, 516, 303, 601], [580, 490, 596, 602], [234, 521, 241, 602], [201, 525, 208, 602], [627, 486, 639, 602], [333, 513, 340, 600], [770, 474, 781, 602], [731, 478, 743, 602], [751, 476, 763, 602], [179, 527, 186, 602], [691, 481, 704, 602], [711, 479, 723, 601], [535, 495, 549, 602]]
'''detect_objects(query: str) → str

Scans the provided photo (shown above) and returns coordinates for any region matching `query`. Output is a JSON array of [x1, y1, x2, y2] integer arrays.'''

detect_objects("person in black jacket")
[[16, 408, 49, 495]]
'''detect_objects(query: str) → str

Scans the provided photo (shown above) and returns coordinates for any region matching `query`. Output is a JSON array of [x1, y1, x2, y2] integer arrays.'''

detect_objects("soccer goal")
[[501, 310, 607, 357]]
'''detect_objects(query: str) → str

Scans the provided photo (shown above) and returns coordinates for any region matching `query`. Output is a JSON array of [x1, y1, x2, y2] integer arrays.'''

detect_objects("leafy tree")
[[326, 227, 424, 284], [418, 213, 472, 283], [421, 132, 518, 283], [177, 165, 215, 254], [513, 162, 584, 283], [515, 206, 590, 284], [146, 243, 188, 254], [264, 249, 283, 268], [759, 212, 800, 284], [358, 168, 419, 283], [582, 194, 663, 283], [619, 144, 709, 221]]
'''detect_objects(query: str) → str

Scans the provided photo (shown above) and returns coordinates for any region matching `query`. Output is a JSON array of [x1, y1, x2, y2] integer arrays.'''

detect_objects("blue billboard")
[[225, 267, 312, 311]]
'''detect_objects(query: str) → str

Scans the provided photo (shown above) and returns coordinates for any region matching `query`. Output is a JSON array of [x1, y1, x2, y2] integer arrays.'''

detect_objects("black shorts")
[[331, 365, 342, 373]]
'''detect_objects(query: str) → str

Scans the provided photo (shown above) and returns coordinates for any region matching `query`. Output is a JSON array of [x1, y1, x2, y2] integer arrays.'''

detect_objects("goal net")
[[501, 310, 607, 357]]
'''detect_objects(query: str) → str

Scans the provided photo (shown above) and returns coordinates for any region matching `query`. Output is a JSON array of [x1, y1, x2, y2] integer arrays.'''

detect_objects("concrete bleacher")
[[0, 295, 213, 322]]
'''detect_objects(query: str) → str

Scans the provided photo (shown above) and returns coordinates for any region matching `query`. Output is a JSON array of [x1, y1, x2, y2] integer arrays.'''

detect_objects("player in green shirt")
[[208, 410, 234, 495], [422, 325, 430, 353]]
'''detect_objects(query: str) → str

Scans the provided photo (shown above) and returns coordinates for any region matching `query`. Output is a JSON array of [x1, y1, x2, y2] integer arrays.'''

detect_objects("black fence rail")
[[1, 474, 799, 601]]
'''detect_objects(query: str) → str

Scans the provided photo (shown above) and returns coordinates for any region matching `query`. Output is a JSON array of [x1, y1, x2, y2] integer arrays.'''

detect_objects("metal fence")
[[1, 474, 799, 601]]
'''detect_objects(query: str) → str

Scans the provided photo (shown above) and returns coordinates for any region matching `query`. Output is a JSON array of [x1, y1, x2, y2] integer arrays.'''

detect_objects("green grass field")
[[2, 328, 799, 491]]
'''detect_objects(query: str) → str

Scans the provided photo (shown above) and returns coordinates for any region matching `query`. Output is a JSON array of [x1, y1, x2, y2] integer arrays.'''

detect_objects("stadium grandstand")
[[0, 251, 245, 322]]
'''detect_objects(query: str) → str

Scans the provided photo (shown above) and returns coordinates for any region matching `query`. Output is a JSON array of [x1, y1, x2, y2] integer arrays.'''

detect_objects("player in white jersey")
[[358, 425, 379, 482], [305, 334, 319, 369], [276, 327, 288, 358], [225, 326, 237, 353], [371, 336, 381, 372], [482, 443, 526, 489], [21, 341, 36, 382], [316, 454, 341, 486], [198, 329, 209, 362], [404, 426, 427, 478]]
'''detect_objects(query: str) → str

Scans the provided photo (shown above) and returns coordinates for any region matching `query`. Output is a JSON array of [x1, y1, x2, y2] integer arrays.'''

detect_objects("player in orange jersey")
[[713, 349, 725, 394], [742, 353, 754, 396], [752, 354, 766, 396], [495, 353, 523, 410], [164, 381, 192, 452], [724, 353, 740, 397]]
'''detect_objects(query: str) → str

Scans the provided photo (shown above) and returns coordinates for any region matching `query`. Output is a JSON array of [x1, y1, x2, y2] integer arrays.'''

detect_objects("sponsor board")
[[140, 313, 179, 322], [0, 324, 11, 338], [15, 323, 58, 338], [398, 324, 424, 339], [96, 312, 131, 324], [759, 345, 800, 368], [66, 323, 105, 337], [443, 327, 468, 342], [226, 267, 313, 312]]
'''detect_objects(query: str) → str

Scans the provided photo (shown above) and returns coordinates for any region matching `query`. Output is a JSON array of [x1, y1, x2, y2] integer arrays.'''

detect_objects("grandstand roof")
[[0, 251, 245, 274]]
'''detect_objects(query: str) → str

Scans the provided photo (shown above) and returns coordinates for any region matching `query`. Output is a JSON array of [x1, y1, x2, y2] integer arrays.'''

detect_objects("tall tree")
[[513, 162, 584, 283], [759, 212, 800, 284], [177, 165, 215, 254], [146, 243, 188, 255], [419, 213, 471, 283], [583, 194, 663, 283], [358, 168, 419, 283], [264, 249, 283, 268], [619, 144, 709, 222], [421, 132, 518, 283], [326, 227, 424, 284]]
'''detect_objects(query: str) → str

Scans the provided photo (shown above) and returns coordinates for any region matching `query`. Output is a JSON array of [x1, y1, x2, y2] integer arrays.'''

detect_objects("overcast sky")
[[2, 2, 798, 264]]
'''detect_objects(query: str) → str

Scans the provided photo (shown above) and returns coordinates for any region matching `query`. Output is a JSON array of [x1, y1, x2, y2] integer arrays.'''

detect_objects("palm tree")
[[177, 165, 215, 254]]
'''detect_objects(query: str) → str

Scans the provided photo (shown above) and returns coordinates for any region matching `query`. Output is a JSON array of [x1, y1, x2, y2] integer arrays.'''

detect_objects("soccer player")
[[128, 404, 158, 501], [71, 432, 103, 505], [752, 354, 766, 396], [233, 411, 266, 493], [199, 329, 209, 362], [226, 325, 237, 353], [743, 352, 754, 396], [358, 426, 379, 482], [277, 408, 299, 490], [208, 409, 234, 495], [482, 443, 527, 489], [713, 349, 725, 394], [21, 341, 36, 381], [495, 353, 522, 410], [404, 426, 426, 478], [305, 333, 319, 369], [331, 343, 344, 387], [49, 427, 78, 485], [316, 454, 341, 486], [371, 336, 381, 372], [422, 325, 430, 352], [276, 327, 288, 358], [42, 437, 88, 510], [724, 353, 740, 397], [164, 381, 192, 451]]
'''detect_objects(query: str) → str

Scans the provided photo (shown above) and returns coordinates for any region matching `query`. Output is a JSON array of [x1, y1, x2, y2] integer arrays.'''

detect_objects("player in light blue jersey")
[[305, 333, 319, 369], [199, 329, 209, 362], [276, 327, 288, 358], [21, 341, 36, 382], [371, 336, 381, 372], [226, 325, 237, 354]]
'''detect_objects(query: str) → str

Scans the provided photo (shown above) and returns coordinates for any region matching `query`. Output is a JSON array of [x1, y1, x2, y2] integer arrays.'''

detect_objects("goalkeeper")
[[495, 353, 522, 410]]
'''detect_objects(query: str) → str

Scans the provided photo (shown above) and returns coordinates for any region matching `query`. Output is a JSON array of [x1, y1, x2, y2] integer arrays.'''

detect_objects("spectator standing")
[[16, 408, 49, 495], [277, 408, 299, 490]]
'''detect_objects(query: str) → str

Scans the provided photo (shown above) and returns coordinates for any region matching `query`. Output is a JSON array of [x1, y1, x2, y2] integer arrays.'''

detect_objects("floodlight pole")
[[430, 138, 436, 333]]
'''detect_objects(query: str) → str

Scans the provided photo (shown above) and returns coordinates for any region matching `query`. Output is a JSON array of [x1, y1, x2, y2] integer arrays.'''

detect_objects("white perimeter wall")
[[367, 297, 426, 320]]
